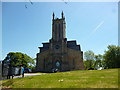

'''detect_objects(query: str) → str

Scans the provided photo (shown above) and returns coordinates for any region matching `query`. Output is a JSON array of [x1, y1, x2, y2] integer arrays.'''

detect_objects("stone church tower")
[[36, 12, 84, 72]]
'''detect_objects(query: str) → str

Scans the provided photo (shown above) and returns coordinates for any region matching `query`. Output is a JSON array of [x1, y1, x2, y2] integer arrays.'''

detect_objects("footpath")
[[1, 73, 43, 80], [13, 73, 42, 79]]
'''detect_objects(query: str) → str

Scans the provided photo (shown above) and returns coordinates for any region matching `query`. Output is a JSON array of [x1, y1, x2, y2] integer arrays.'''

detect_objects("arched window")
[[55, 24, 57, 39], [58, 24, 61, 40]]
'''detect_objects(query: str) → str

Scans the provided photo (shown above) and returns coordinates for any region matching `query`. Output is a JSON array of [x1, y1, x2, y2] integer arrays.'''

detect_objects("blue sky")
[[2, 2, 118, 60]]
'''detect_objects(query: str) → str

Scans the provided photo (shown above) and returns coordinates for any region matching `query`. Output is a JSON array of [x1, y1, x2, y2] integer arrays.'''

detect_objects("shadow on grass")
[[2, 79, 13, 88]]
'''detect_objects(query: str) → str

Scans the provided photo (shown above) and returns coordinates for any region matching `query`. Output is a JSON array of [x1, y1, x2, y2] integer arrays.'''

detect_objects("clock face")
[[56, 61, 60, 67], [55, 45, 60, 49]]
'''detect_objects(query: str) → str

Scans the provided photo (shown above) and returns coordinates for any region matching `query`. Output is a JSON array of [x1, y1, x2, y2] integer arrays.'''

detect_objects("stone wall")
[[36, 47, 85, 72], [67, 48, 84, 70]]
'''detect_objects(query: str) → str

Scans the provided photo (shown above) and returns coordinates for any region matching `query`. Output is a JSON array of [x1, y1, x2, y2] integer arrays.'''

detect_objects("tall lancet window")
[[59, 24, 61, 40], [55, 24, 57, 40]]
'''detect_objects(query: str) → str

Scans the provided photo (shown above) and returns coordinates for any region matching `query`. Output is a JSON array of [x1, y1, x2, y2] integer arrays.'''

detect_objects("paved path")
[[13, 73, 43, 79], [1, 73, 43, 80]]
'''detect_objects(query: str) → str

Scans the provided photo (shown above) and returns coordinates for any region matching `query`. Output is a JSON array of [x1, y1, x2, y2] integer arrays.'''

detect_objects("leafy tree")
[[104, 45, 120, 68], [84, 60, 95, 70], [3, 52, 35, 68], [84, 50, 95, 69], [84, 50, 95, 61], [94, 54, 103, 68], [28, 58, 36, 70]]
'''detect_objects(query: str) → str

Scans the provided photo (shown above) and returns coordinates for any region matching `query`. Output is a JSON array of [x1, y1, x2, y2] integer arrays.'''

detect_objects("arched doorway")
[[52, 59, 62, 72], [55, 60, 61, 72]]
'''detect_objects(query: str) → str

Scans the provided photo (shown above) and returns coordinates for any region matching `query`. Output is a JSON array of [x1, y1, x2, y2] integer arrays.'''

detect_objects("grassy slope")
[[1, 69, 118, 88]]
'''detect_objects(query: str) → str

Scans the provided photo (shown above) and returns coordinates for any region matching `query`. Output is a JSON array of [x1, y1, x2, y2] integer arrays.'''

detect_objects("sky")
[[1, 2, 118, 60]]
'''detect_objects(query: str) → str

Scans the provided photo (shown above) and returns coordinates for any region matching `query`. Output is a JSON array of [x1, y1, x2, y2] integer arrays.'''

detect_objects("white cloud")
[[83, 20, 104, 43], [91, 20, 104, 34]]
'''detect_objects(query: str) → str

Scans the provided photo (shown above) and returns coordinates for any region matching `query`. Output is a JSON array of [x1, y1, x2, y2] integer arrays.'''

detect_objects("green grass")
[[1, 69, 118, 88]]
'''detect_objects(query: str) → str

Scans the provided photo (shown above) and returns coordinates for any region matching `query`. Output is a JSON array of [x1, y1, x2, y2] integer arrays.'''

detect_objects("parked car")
[[24, 68, 32, 73]]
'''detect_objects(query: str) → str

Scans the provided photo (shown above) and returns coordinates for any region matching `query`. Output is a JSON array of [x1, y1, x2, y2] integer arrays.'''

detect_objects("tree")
[[84, 50, 95, 61], [84, 50, 95, 69], [94, 54, 103, 68], [28, 58, 36, 70], [104, 45, 120, 68], [3, 52, 35, 69], [84, 60, 95, 70]]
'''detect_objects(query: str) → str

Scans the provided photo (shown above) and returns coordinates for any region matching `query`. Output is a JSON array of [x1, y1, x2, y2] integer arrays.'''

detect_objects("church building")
[[36, 12, 84, 72]]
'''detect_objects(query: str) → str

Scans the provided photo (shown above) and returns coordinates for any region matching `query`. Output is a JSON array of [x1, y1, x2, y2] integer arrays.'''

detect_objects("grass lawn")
[[1, 69, 118, 88]]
